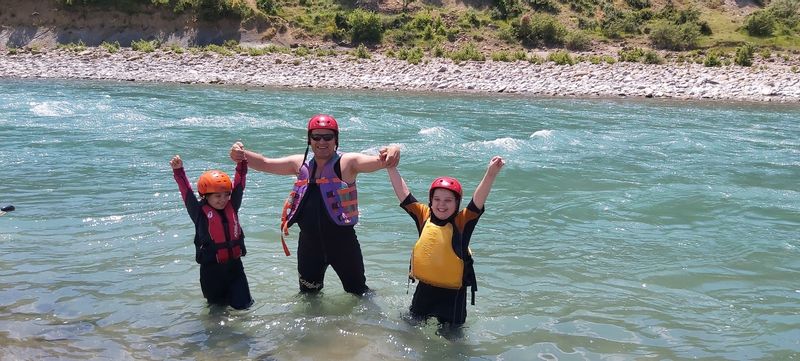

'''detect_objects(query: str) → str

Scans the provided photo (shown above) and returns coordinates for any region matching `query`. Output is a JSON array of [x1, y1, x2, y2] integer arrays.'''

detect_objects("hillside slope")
[[0, 0, 795, 57]]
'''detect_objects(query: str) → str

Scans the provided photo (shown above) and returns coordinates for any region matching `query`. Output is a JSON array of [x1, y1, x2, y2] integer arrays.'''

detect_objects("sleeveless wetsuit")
[[291, 157, 368, 295]]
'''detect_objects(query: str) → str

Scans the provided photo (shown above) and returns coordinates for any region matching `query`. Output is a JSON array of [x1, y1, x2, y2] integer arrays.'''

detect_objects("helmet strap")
[[300, 144, 310, 173]]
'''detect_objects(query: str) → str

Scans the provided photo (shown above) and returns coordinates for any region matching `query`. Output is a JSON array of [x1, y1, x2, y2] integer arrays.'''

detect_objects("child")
[[387, 156, 505, 325], [170, 154, 254, 310]]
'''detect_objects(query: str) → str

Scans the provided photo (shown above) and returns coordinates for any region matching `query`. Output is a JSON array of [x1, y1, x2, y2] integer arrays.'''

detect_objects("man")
[[230, 114, 400, 295]]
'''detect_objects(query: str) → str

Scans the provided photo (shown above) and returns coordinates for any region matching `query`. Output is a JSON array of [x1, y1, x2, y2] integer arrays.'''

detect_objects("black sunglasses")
[[310, 134, 336, 141]]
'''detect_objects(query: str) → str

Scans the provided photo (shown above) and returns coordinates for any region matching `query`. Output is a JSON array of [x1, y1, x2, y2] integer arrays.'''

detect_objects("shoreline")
[[2, 48, 800, 102]]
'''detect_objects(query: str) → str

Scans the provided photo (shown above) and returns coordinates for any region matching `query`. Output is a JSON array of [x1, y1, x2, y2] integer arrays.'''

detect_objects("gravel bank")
[[2, 48, 799, 102]]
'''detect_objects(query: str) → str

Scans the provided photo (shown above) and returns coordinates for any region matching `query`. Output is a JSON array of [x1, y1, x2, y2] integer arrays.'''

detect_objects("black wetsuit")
[[173, 161, 254, 310], [291, 164, 369, 295]]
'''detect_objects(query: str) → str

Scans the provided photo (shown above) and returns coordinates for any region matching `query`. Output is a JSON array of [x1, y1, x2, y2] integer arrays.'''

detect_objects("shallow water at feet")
[[0, 79, 799, 360]]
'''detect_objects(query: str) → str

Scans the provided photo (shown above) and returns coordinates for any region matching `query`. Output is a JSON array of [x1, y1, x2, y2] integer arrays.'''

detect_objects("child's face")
[[205, 192, 231, 210], [431, 188, 458, 219]]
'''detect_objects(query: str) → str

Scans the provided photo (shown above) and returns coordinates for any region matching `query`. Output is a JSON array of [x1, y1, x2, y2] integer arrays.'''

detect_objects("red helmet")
[[429, 176, 462, 199], [307, 114, 339, 146], [197, 170, 232, 195]]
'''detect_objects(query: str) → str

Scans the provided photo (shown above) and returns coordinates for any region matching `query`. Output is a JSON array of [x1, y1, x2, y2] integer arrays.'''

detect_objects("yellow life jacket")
[[410, 220, 465, 289]]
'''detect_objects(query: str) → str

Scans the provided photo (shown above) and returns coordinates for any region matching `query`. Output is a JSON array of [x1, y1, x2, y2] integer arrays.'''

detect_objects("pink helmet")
[[429, 176, 463, 200]]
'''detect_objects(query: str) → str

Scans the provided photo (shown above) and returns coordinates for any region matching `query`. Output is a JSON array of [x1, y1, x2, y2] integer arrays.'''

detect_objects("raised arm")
[[340, 145, 401, 182], [170, 154, 201, 222], [170, 155, 192, 201], [230, 159, 248, 211], [472, 156, 505, 210], [386, 166, 410, 203], [230, 141, 304, 176]]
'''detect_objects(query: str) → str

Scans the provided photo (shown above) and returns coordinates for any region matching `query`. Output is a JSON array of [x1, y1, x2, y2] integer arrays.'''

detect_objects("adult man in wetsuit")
[[229, 114, 400, 296]]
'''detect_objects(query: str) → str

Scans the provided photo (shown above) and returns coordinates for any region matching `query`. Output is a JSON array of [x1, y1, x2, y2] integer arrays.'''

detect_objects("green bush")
[[194, 0, 252, 21], [767, 0, 799, 28], [676, 7, 701, 24], [204, 44, 233, 55], [449, 42, 485, 61], [57, 40, 87, 52], [618, 47, 645, 62], [492, 51, 512, 61], [744, 10, 776, 36], [492, 0, 523, 20], [131, 39, 158, 52], [513, 13, 567, 47], [432, 45, 445, 57], [569, 0, 599, 15], [294, 46, 310, 57], [734, 43, 755, 66], [649, 20, 700, 50], [528, 54, 545, 64], [100, 41, 120, 53], [256, 0, 279, 15], [565, 31, 592, 51], [404, 47, 424, 63], [626, 0, 651, 10], [512, 50, 528, 60], [526, 0, 560, 14], [353, 43, 371, 59], [578, 17, 599, 30], [703, 52, 722, 67], [409, 10, 435, 30], [458, 10, 485, 29], [168, 43, 185, 54], [223, 39, 241, 51], [547, 50, 574, 65], [349, 9, 384, 44], [601, 8, 647, 38], [642, 50, 663, 64]]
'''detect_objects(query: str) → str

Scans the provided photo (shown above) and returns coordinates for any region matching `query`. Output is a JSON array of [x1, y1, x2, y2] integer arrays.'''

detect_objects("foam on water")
[[30, 101, 74, 117], [531, 129, 553, 139], [419, 126, 446, 136], [467, 137, 523, 152]]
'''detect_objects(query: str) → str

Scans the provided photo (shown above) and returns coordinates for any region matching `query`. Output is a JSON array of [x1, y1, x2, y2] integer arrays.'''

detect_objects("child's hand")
[[487, 156, 505, 174], [170, 155, 183, 169], [379, 146, 400, 168], [230, 141, 246, 162]]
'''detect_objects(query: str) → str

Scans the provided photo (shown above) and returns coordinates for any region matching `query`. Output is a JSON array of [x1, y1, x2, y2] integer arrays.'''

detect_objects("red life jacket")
[[202, 203, 243, 263]]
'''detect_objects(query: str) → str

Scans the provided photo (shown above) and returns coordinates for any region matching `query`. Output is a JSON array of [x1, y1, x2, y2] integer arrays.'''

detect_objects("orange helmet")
[[197, 170, 232, 195], [429, 176, 462, 200], [307, 114, 339, 146]]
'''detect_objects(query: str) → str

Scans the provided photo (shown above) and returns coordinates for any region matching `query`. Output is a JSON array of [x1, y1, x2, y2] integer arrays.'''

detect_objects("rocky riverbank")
[[2, 47, 799, 102]]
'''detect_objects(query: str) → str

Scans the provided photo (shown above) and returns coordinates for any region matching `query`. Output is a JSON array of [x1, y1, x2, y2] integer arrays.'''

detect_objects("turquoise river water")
[[0, 79, 799, 360]]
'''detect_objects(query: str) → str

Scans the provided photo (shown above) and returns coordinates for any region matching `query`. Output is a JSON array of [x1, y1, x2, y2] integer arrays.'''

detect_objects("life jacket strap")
[[280, 229, 291, 257], [470, 285, 476, 306], [279, 193, 294, 257]]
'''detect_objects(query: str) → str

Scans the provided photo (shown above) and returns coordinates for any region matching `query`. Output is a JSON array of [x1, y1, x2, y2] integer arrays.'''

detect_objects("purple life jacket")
[[283, 151, 359, 230]]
